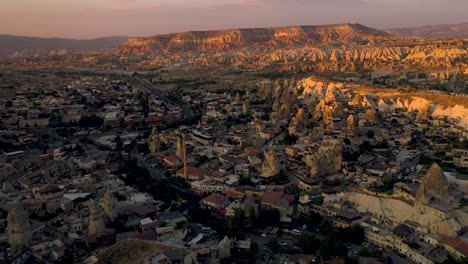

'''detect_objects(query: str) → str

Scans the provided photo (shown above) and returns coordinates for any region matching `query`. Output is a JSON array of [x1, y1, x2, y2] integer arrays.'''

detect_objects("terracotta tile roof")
[[219, 154, 248, 164], [130, 204, 157, 217], [261, 192, 283, 205], [164, 154, 180, 163], [176, 166, 207, 180], [262, 191, 295, 205], [227, 189, 245, 199], [37, 185, 61, 194], [244, 147, 259, 157], [283, 194, 295, 203], [441, 236, 468, 257], [202, 193, 227, 207]]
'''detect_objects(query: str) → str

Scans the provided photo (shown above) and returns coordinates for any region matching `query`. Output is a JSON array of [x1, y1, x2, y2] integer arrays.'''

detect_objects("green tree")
[[297, 233, 320, 253], [303, 212, 323, 228], [115, 135, 123, 151], [319, 234, 348, 260], [266, 239, 280, 252], [283, 131, 298, 145], [344, 138, 351, 145], [360, 140, 374, 152], [248, 206, 256, 227], [257, 208, 280, 228], [226, 208, 246, 240]]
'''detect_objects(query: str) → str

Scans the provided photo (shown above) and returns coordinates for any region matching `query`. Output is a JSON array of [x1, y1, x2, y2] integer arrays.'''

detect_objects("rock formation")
[[7, 201, 32, 248], [354, 90, 468, 127], [363, 109, 377, 124], [148, 127, 160, 154], [218, 236, 231, 260], [101, 189, 117, 221], [322, 106, 334, 127], [346, 114, 356, 130], [88, 200, 106, 235], [305, 140, 342, 177], [2, 180, 14, 193], [288, 108, 306, 134], [117, 24, 389, 55], [415, 163, 449, 204], [416, 106, 430, 120], [261, 149, 280, 178], [344, 192, 465, 236]]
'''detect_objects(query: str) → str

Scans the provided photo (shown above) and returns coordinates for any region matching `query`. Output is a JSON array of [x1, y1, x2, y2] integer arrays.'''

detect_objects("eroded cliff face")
[[290, 77, 468, 127], [344, 192, 465, 236], [360, 91, 468, 127], [113, 24, 467, 73], [117, 23, 389, 54]]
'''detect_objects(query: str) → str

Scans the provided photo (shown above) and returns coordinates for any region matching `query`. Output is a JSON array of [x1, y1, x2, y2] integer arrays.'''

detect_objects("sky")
[[0, 0, 467, 39]]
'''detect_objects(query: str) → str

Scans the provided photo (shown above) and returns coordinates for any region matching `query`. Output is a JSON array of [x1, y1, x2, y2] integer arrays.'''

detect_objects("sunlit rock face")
[[415, 163, 450, 204], [344, 192, 465, 237], [148, 127, 160, 154], [355, 90, 468, 127], [305, 139, 342, 177], [113, 24, 466, 73], [346, 114, 357, 131], [261, 149, 280, 178], [7, 202, 32, 248], [118, 23, 389, 54], [102, 188, 117, 221]]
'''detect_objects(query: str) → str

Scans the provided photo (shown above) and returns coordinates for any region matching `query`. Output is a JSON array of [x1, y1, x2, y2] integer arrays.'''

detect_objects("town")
[[0, 65, 466, 264]]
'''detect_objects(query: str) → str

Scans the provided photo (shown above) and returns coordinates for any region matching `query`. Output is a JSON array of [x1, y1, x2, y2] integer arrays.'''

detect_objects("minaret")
[[148, 127, 160, 154], [176, 136, 184, 160], [242, 101, 250, 114], [235, 92, 241, 103], [182, 134, 188, 179], [7, 201, 32, 248]]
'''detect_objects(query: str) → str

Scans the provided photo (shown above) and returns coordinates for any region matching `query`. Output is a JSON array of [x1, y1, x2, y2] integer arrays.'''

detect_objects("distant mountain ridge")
[[117, 23, 390, 54], [385, 22, 468, 38], [0, 35, 129, 59]]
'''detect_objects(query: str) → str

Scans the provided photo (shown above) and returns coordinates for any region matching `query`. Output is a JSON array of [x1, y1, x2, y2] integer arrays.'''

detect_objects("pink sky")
[[0, 0, 466, 39]]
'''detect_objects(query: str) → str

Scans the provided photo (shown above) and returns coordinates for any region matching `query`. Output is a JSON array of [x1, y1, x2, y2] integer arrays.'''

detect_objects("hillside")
[[97, 240, 174, 264], [116, 23, 389, 54], [385, 22, 468, 38], [0, 35, 129, 59]]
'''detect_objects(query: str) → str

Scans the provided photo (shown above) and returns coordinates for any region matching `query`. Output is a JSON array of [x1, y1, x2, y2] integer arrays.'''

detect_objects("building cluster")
[[0, 73, 466, 263]]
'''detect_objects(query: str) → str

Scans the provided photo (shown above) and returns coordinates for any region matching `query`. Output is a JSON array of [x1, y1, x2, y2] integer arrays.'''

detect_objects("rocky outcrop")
[[415, 163, 449, 204], [261, 149, 280, 178], [357, 90, 468, 127], [344, 192, 465, 236], [114, 28, 467, 73], [305, 139, 342, 177], [117, 23, 389, 55], [7, 202, 32, 248], [218, 236, 231, 259], [101, 189, 117, 221], [148, 127, 160, 154]]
